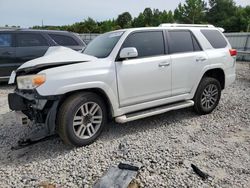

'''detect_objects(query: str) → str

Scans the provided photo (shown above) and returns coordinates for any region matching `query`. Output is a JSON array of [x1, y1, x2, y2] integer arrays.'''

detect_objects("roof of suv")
[[0, 28, 73, 34], [113, 24, 224, 33]]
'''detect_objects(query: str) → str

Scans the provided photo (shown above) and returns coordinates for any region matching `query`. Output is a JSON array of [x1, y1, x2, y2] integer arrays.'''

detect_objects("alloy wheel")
[[72, 102, 103, 139], [201, 84, 219, 110]]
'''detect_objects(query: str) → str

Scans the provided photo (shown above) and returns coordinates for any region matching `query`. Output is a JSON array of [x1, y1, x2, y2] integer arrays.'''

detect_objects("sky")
[[0, 0, 249, 28]]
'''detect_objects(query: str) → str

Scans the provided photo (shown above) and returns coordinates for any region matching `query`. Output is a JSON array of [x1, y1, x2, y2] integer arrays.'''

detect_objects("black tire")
[[193, 77, 221, 115], [57, 92, 107, 147]]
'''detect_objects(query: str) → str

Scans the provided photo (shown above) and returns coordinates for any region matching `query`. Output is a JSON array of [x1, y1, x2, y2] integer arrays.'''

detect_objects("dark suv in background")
[[0, 29, 86, 81]]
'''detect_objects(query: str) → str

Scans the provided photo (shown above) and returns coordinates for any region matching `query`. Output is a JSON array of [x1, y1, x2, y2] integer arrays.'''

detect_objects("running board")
[[115, 100, 194, 123]]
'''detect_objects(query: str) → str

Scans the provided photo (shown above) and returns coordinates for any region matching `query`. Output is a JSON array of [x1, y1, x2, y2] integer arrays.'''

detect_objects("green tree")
[[31, 1, 250, 33], [206, 0, 237, 31], [174, 0, 207, 24], [161, 10, 174, 23], [117, 12, 132, 28], [99, 20, 117, 33], [132, 13, 145, 27], [242, 6, 250, 32], [143, 8, 153, 26]]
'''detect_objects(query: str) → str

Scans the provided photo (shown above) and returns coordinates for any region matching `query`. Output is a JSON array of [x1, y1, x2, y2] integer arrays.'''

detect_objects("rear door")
[[15, 32, 49, 65], [168, 30, 209, 96], [0, 32, 16, 77]]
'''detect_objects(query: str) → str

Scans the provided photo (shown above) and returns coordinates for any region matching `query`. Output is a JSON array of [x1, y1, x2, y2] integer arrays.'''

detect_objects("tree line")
[[32, 0, 250, 33]]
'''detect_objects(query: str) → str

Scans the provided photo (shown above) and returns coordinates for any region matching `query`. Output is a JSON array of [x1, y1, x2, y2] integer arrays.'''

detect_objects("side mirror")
[[119, 47, 138, 59]]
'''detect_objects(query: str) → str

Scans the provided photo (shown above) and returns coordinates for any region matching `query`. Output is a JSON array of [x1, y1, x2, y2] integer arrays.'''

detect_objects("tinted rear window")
[[201, 29, 227, 48], [16, 33, 48, 47], [169, 31, 195, 54], [49, 34, 78, 46], [123, 31, 165, 58], [0, 34, 12, 47]]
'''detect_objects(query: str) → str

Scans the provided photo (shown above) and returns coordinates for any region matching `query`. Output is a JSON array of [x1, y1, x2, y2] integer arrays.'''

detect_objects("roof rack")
[[159, 23, 215, 28]]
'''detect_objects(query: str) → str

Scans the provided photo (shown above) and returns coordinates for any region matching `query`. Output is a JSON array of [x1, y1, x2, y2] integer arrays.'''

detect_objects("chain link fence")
[[78, 33, 100, 45], [225, 33, 250, 61]]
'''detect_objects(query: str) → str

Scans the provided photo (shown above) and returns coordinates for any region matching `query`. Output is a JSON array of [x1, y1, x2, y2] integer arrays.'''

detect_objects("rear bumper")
[[225, 73, 236, 88]]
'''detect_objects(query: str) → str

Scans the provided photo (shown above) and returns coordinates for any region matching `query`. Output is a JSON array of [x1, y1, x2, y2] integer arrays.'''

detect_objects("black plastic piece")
[[191, 164, 209, 180], [11, 135, 55, 150], [8, 93, 27, 111], [118, 162, 140, 171]]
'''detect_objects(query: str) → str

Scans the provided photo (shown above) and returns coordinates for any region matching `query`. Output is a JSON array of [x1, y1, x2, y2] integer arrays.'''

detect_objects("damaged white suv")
[[8, 24, 236, 147]]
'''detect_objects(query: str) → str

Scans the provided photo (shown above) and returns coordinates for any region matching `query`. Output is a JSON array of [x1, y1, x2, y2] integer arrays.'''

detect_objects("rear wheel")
[[194, 77, 221, 115], [57, 92, 107, 147]]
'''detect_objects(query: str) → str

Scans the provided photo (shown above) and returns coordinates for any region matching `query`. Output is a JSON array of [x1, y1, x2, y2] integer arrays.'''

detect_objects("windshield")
[[83, 31, 124, 58]]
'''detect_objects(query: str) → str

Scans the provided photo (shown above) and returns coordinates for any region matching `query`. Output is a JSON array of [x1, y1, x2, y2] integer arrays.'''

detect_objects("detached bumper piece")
[[8, 91, 60, 150], [94, 162, 141, 188]]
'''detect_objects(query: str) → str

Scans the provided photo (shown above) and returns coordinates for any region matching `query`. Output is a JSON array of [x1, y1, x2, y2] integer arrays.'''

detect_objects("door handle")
[[196, 57, 207, 62], [158, 62, 170, 67], [2, 51, 14, 56]]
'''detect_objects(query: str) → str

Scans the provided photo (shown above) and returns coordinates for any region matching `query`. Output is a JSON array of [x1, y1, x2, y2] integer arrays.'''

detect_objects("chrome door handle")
[[158, 62, 170, 67], [196, 57, 207, 62]]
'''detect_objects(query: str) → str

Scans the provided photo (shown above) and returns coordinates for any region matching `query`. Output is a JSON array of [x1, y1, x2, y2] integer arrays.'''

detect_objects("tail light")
[[229, 49, 237, 56]]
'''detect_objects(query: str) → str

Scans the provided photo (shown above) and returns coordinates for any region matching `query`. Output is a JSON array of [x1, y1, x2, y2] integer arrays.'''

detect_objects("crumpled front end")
[[8, 89, 60, 125]]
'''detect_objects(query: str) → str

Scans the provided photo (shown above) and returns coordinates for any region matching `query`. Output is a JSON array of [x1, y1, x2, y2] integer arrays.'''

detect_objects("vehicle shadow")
[[100, 107, 198, 142], [0, 107, 198, 166]]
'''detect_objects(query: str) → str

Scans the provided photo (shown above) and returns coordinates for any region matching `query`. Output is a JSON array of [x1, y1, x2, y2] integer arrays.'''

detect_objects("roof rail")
[[159, 23, 215, 28]]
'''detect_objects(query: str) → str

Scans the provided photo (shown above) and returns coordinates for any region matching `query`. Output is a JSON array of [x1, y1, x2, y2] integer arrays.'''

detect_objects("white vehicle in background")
[[8, 24, 237, 147]]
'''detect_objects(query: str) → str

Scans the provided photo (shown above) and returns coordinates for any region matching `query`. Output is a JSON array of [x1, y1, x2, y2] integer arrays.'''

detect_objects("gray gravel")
[[0, 62, 249, 188]]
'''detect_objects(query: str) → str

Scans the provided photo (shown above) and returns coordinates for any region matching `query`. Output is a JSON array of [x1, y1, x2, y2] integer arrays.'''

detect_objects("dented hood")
[[17, 46, 97, 73]]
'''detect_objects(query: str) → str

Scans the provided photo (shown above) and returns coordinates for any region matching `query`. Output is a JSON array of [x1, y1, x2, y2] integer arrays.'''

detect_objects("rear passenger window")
[[17, 33, 48, 47], [0, 34, 12, 47], [168, 31, 197, 54], [122, 31, 165, 58], [49, 34, 78, 46], [201, 30, 227, 49]]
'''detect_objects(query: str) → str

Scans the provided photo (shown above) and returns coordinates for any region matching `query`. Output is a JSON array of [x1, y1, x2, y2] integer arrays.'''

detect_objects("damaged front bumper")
[[8, 89, 61, 141]]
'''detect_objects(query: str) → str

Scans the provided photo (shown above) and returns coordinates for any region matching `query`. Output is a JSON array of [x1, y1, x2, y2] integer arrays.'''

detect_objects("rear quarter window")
[[201, 29, 227, 49], [49, 34, 78, 46]]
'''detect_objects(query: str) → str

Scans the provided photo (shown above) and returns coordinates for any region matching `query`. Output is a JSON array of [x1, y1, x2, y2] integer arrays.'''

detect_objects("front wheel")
[[193, 77, 221, 115], [57, 92, 107, 147]]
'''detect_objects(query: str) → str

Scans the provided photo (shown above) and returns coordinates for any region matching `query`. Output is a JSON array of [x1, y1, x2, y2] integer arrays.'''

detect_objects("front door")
[[116, 31, 172, 107]]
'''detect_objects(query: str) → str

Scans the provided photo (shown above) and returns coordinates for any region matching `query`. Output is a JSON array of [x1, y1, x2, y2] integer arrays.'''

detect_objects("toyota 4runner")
[[8, 24, 236, 147]]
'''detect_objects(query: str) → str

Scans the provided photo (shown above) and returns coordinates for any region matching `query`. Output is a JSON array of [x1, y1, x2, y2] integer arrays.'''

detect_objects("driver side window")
[[122, 31, 165, 58]]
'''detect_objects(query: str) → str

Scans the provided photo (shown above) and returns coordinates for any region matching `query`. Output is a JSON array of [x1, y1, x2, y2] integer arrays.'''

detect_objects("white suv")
[[8, 24, 236, 146]]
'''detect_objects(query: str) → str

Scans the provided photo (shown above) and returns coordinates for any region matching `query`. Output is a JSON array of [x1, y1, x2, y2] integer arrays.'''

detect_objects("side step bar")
[[115, 100, 194, 123]]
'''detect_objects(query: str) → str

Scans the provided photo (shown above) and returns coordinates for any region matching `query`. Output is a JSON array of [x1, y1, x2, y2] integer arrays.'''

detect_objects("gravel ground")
[[0, 62, 249, 188]]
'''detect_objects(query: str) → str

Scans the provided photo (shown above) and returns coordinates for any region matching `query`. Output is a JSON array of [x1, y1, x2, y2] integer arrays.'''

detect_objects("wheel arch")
[[203, 68, 225, 90], [58, 88, 115, 120]]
